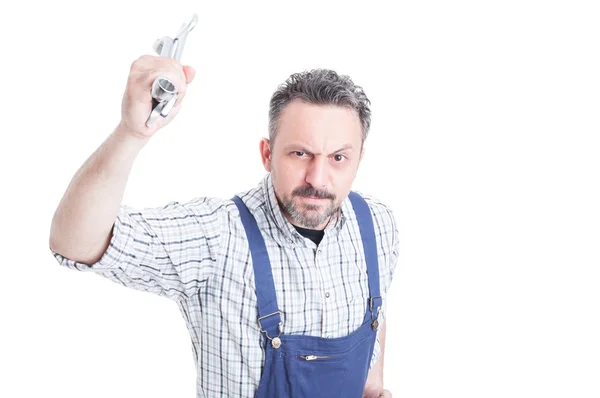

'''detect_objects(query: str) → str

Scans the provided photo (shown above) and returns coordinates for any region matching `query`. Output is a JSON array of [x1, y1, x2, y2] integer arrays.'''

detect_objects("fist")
[[119, 55, 196, 138]]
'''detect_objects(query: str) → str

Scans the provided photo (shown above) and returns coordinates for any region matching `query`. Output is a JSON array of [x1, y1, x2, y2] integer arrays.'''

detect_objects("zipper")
[[300, 355, 332, 361]]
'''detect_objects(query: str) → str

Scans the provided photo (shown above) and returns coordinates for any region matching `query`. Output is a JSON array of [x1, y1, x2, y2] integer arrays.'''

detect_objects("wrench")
[[145, 14, 198, 128]]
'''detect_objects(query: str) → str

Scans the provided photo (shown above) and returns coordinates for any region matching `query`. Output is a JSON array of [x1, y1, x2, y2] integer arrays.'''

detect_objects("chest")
[[209, 236, 371, 339]]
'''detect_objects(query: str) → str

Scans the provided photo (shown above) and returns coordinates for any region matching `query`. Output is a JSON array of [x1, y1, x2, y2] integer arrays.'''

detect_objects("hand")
[[118, 55, 196, 139], [364, 388, 392, 398]]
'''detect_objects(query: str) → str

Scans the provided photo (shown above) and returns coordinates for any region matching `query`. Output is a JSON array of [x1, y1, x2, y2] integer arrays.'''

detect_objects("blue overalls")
[[232, 192, 383, 398]]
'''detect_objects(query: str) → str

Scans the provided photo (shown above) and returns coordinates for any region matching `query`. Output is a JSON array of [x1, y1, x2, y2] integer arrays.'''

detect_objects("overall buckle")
[[257, 311, 283, 349]]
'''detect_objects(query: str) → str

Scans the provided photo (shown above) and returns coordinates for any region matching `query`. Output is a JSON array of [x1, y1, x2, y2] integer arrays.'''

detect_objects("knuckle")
[[129, 59, 140, 72], [130, 55, 149, 70], [141, 54, 157, 63], [127, 56, 188, 97], [132, 73, 146, 87]]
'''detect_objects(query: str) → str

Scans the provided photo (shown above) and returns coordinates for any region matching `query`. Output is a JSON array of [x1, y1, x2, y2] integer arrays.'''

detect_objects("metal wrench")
[[145, 14, 198, 128]]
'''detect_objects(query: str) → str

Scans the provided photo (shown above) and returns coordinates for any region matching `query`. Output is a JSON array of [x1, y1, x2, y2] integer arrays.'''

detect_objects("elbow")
[[48, 220, 111, 265], [49, 216, 65, 254]]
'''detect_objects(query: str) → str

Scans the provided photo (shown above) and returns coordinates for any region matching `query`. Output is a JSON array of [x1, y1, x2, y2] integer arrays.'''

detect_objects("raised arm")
[[49, 56, 195, 265]]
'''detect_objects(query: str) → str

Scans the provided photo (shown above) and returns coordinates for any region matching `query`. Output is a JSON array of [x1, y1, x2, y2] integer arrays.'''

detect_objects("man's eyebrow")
[[331, 144, 354, 154], [282, 144, 313, 153], [282, 143, 354, 154]]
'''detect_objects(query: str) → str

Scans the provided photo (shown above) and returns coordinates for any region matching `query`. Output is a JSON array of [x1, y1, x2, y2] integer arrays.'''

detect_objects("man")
[[49, 55, 398, 397]]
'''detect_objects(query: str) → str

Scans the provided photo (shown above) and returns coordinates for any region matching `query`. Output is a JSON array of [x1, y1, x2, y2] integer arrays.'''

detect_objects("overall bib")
[[232, 192, 383, 398]]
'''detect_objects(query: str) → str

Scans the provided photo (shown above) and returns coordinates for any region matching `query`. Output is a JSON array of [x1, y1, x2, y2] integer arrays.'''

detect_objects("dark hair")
[[268, 68, 371, 145]]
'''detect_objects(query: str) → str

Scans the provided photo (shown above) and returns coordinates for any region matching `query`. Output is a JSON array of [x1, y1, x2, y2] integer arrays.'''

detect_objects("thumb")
[[183, 65, 196, 84]]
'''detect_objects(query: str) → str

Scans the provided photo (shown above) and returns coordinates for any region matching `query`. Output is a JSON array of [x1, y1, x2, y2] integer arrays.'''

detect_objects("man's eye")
[[294, 151, 306, 157], [334, 154, 345, 162]]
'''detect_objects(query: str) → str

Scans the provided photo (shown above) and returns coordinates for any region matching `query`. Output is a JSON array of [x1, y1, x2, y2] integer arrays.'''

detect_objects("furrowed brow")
[[283, 144, 314, 154], [331, 144, 354, 155]]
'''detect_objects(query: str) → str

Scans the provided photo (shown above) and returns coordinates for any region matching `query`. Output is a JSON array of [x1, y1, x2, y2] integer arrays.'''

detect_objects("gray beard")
[[281, 196, 338, 229]]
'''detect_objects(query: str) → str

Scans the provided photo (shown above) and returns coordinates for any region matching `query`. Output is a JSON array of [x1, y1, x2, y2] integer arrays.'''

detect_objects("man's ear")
[[260, 138, 272, 172]]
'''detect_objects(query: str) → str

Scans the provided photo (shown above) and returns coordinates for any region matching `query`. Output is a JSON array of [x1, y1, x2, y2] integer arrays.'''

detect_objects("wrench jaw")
[[153, 36, 181, 59], [172, 14, 198, 61], [145, 14, 197, 128]]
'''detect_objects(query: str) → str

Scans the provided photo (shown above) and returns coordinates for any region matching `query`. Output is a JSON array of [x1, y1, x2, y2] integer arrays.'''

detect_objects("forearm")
[[363, 359, 391, 398], [363, 322, 389, 397], [49, 123, 150, 264]]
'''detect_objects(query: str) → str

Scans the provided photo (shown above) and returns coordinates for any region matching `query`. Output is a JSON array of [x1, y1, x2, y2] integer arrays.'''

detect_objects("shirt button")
[[325, 292, 330, 298], [317, 249, 322, 254]]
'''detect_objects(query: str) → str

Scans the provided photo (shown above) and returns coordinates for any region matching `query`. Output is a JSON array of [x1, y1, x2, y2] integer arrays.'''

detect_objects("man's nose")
[[305, 156, 329, 189]]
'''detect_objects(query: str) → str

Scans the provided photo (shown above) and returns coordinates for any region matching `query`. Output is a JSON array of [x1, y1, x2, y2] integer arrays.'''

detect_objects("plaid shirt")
[[51, 173, 399, 398]]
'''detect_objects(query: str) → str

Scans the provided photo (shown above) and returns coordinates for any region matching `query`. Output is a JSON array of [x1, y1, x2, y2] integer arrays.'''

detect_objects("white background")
[[1, 0, 599, 397]]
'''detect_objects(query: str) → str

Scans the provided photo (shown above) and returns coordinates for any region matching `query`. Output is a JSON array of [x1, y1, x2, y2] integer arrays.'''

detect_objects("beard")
[[280, 185, 339, 229]]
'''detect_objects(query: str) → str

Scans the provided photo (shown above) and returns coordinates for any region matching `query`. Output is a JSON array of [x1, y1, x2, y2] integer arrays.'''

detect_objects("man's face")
[[260, 99, 364, 230]]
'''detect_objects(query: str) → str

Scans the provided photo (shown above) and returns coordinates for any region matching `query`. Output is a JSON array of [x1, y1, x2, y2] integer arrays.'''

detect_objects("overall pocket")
[[285, 351, 350, 397], [282, 333, 373, 398]]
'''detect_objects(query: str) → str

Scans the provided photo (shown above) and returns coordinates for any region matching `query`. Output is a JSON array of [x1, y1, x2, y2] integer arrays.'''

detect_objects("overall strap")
[[232, 196, 282, 340], [348, 192, 382, 319]]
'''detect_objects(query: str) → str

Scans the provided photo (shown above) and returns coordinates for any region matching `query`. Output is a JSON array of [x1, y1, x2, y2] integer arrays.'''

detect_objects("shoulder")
[[347, 191, 398, 261], [127, 196, 229, 218], [350, 191, 400, 295], [117, 197, 231, 236], [121, 177, 267, 230], [350, 191, 398, 231]]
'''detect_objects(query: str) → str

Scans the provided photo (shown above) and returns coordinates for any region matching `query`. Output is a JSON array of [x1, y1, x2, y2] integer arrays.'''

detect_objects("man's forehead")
[[276, 101, 362, 147]]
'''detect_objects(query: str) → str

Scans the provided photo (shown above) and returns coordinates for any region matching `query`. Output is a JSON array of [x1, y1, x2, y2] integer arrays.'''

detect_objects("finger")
[[174, 91, 186, 107], [149, 57, 188, 94], [165, 101, 182, 120], [183, 65, 196, 84], [128, 61, 187, 102], [380, 389, 393, 397], [163, 59, 188, 95], [155, 100, 183, 129]]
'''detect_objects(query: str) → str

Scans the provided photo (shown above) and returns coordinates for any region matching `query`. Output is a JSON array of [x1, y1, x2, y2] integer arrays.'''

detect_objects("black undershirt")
[[293, 225, 325, 245]]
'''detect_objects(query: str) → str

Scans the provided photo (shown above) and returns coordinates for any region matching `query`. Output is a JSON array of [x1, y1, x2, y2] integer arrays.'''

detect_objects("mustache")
[[292, 185, 336, 200]]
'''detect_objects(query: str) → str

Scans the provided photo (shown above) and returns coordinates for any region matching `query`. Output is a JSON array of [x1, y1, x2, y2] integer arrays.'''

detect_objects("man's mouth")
[[301, 195, 327, 200]]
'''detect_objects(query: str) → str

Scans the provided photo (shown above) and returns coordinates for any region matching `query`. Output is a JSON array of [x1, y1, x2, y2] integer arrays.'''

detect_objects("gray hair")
[[268, 68, 371, 146]]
